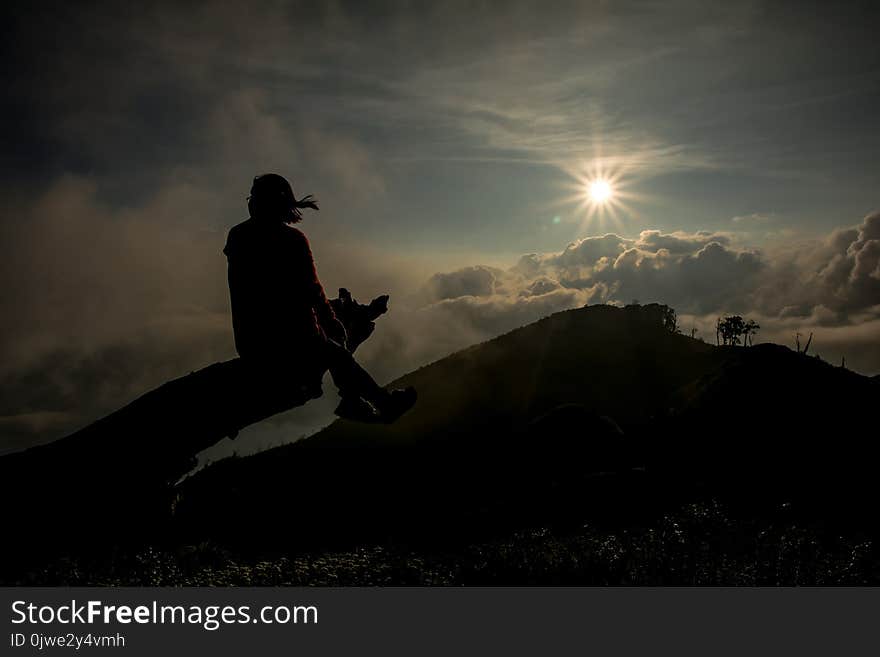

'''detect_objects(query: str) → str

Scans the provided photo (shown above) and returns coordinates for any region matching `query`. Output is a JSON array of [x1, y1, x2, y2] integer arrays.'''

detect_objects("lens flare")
[[547, 157, 645, 236]]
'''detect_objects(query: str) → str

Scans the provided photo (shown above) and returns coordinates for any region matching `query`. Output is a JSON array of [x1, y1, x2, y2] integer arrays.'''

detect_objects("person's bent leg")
[[322, 339, 388, 407], [322, 339, 416, 422]]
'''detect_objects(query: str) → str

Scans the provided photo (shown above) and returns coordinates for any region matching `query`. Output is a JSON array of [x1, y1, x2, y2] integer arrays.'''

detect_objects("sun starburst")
[[549, 157, 644, 236]]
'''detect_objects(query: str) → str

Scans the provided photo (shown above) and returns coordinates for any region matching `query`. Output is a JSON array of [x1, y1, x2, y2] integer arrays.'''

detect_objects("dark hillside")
[[272, 304, 719, 451], [173, 304, 877, 555], [3, 303, 877, 584]]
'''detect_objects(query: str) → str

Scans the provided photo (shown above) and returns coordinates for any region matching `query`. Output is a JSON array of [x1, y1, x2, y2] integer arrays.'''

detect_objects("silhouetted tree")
[[630, 303, 680, 333], [716, 315, 760, 346], [742, 319, 760, 346], [718, 315, 745, 346]]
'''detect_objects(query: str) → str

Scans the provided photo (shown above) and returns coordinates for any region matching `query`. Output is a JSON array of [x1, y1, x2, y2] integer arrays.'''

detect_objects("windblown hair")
[[248, 173, 319, 224], [288, 194, 319, 223]]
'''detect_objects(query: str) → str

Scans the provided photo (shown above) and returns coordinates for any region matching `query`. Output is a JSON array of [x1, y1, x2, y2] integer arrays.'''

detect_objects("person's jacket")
[[223, 218, 345, 359]]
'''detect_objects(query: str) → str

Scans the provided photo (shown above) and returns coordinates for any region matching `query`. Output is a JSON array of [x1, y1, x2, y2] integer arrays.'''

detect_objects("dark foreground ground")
[[14, 495, 878, 586], [3, 305, 878, 585]]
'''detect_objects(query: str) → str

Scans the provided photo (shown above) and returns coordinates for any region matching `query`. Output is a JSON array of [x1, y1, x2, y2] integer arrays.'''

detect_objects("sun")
[[549, 157, 644, 235], [588, 178, 613, 204]]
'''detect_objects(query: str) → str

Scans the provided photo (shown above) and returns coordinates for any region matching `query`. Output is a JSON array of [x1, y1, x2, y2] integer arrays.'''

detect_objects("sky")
[[1, 0, 878, 457]]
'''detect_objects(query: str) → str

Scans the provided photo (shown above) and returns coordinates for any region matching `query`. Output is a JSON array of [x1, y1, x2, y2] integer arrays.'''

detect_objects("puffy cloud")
[[521, 277, 561, 297], [552, 233, 632, 267], [828, 212, 880, 311], [635, 229, 730, 254], [421, 266, 506, 302], [487, 230, 761, 315], [749, 212, 880, 321]]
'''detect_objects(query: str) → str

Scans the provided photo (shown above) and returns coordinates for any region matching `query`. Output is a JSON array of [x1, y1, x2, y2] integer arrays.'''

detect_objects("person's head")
[[247, 173, 318, 224]]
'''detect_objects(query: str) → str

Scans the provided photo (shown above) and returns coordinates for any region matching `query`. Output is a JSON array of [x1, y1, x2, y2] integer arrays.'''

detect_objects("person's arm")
[[292, 229, 348, 347]]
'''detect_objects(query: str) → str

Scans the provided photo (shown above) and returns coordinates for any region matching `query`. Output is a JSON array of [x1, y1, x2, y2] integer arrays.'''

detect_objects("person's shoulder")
[[223, 219, 253, 256], [282, 224, 307, 238], [281, 224, 311, 248], [227, 219, 254, 240]]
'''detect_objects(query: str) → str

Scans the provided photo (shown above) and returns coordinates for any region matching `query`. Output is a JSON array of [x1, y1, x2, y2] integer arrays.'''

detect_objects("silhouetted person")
[[223, 173, 415, 422]]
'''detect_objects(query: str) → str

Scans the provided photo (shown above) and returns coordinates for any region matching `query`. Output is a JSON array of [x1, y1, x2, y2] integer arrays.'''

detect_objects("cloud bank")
[[361, 213, 880, 388]]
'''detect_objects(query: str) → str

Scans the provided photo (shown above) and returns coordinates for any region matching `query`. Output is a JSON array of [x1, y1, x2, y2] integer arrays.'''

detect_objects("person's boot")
[[374, 387, 417, 423]]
